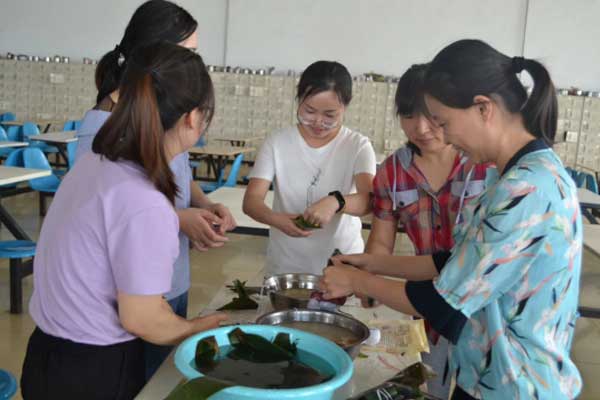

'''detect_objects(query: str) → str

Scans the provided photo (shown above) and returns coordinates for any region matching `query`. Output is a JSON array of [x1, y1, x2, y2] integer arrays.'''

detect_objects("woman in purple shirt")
[[21, 42, 227, 400], [75, 0, 236, 380]]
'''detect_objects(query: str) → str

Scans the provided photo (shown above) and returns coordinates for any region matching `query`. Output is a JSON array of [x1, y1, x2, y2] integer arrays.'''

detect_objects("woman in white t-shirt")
[[243, 61, 376, 276]]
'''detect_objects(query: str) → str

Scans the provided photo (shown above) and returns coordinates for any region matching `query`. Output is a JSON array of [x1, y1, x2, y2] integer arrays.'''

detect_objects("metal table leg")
[[0, 201, 32, 241]]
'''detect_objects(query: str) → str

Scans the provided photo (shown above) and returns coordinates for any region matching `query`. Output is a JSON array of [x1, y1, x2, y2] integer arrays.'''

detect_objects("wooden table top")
[[0, 165, 51, 185], [188, 145, 256, 157]]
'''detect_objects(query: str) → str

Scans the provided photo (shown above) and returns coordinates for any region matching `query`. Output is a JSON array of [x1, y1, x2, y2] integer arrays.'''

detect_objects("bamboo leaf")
[[195, 336, 219, 369], [165, 377, 232, 400], [217, 280, 259, 311], [293, 216, 321, 230], [227, 328, 294, 363]]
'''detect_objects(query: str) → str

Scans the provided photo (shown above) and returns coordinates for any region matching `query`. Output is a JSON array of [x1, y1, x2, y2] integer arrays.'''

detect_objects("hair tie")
[[115, 44, 126, 67], [127, 56, 160, 80], [511, 56, 526, 74]]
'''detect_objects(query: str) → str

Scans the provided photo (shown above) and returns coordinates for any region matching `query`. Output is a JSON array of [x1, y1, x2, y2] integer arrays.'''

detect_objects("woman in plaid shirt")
[[366, 64, 490, 399]]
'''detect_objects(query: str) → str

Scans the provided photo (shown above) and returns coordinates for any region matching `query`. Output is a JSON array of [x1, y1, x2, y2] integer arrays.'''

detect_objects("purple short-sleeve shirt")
[[29, 152, 179, 345]]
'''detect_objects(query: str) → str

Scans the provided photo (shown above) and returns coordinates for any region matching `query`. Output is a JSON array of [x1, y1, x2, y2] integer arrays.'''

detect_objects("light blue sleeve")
[[74, 134, 94, 163], [73, 110, 111, 165], [434, 183, 559, 318]]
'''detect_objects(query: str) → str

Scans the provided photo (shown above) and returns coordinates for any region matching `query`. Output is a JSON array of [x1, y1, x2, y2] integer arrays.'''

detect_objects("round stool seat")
[[0, 240, 36, 259], [0, 369, 17, 399]]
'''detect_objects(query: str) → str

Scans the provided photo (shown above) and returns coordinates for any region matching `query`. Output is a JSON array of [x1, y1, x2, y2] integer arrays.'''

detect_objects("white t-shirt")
[[249, 125, 376, 276]]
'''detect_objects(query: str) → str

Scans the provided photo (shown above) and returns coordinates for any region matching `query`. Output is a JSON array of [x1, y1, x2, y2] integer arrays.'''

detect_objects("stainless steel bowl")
[[263, 273, 321, 310], [256, 309, 370, 359]]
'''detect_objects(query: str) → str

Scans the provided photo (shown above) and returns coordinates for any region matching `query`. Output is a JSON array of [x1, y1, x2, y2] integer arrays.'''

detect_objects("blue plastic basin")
[[174, 324, 353, 400]]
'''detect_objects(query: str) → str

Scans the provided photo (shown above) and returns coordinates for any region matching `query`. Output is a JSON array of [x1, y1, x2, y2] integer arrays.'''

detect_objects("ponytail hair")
[[95, 0, 197, 104], [519, 58, 558, 147], [424, 39, 557, 146], [95, 46, 124, 105], [93, 42, 214, 204]]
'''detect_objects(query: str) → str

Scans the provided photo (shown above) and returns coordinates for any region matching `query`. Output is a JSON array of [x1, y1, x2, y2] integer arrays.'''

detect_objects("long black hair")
[[93, 42, 214, 204], [296, 61, 353, 106], [424, 39, 557, 146], [95, 0, 198, 104]]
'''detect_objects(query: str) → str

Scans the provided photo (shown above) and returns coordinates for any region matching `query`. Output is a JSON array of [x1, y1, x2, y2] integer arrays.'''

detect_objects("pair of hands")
[[178, 203, 237, 251], [319, 253, 378, 307], [271, 195, 340, 238]]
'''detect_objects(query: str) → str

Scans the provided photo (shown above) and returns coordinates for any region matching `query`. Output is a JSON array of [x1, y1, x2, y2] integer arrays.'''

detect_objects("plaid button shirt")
[[373, 147, 491, 343], [373, 146, 490, 255]]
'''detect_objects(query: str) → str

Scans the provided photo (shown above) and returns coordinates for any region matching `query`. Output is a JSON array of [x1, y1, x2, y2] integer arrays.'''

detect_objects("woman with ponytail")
[[20, 42, 227, 400], [75, 0, 236, 380], [320, 40, 582, 399]]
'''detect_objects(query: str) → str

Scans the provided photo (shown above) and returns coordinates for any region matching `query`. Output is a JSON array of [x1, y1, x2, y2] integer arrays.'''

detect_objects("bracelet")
[[328, 190, 346, 213]]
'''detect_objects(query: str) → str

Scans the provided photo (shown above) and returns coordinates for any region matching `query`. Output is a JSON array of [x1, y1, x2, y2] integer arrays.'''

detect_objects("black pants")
[[21, 327, 145, 400]]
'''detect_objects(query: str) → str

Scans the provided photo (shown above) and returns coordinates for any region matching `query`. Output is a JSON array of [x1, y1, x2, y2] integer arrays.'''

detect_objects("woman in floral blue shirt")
[[321, 39, 582, 400]]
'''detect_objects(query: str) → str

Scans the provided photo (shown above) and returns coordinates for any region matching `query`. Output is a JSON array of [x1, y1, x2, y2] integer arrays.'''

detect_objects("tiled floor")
[[0, 190, 598, 399]]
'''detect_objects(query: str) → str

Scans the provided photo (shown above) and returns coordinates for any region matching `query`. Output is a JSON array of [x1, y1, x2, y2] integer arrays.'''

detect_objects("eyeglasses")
[[297, 107, 340, 130]]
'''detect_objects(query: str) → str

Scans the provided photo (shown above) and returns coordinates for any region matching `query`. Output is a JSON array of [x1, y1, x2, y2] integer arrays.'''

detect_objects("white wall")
[[226, 0, 527, 76], [0, 0, 228, 66], [523, 0, 600, 91], [0, 0, 599, 89]]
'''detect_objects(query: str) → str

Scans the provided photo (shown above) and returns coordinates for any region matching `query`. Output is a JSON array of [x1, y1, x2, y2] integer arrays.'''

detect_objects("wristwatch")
[[328, 190, 346, 213]]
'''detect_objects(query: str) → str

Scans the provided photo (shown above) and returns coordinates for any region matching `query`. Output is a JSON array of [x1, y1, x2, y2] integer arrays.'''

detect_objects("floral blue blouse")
[[408, 140, 582, 399]]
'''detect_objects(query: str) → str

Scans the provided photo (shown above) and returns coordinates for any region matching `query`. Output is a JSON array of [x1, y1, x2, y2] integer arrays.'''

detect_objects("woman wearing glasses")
[[243, 61, 376, 276]]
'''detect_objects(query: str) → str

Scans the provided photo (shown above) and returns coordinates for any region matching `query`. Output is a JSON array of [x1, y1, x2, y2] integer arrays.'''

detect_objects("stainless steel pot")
[[256, 309, 370, 359], [263, 273, 321, 310]]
